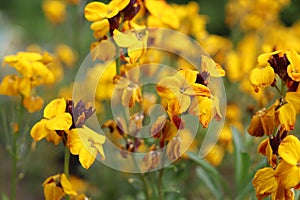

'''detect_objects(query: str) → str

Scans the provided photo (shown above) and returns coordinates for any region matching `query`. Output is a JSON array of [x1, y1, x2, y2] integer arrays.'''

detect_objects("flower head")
[[43, 173, 77, 200]]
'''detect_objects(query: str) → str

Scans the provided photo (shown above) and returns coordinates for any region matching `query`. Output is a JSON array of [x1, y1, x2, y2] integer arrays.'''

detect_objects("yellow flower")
[[30, 98, 72, 145], [2, 51, 55, 97], [113, 66, 142, 107], [204, 144, 225, 166], [84, 0, 129, 21], [275, 135, 300, 189], [42, 0, 66, 24], [249, 66, 275, 92], [23, 95, 44, 113], [285, 49, 300, 81], [43, 173, 77, 200], [157, 68, 210, 115], [285, 92, 300, 114], [144, 0, 179, 29], [55, 44, 77, 68], [67, 125, 106, 169], [113, 27, 148, 64], [247, 105, 277, 137], [84, 0, 130, 39], [0, 75, 20, 96]]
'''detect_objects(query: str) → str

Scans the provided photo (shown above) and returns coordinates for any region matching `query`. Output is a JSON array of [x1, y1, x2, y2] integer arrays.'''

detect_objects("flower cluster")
[[248, 49, 300, 199], [0, 52, 54, 112]]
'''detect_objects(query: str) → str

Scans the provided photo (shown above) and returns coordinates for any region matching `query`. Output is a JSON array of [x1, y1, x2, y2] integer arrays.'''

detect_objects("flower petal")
[[44, 98, 67, 119], [278, 135, 300, 165]]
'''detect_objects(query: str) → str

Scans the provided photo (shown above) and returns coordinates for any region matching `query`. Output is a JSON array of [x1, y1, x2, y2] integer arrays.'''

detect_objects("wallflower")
[[277, 102, 296, 131], [55, 44, 77, 68], [30, 98, 72, 145], [42, 0, 66, 24], [67, 125, 106, 169], [43, 173, 77, 200], [113, 26, 148, 64], [144, 0, 179, 29], [156, 68, 210, 115], [84, 0, 130, 39]]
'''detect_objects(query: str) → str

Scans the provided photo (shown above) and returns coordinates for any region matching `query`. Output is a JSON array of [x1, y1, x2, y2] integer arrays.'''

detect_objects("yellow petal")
[[156, 76, 181, 99], [113, 30, 137, 47], [275, 161, 299, 189], [257, 50, 282, 65], [151, 115, 167, 137], [60, 174, 77, 196], [79, 147, 97, 169], [278, 135, 300, 165], [286, 49, 300, 81], [43, 182, 64, 200], [30, 119, 50, 142], [168, 94, 190, 115], [23, 95, 44, 113], [84, 2, 110, 21], [0, 75, 20, 96], [45, 113, 72, 130], [201, 55, 225, 77], [277, 103, 296, 131], [44, 98, 67, 119], [177, 68, 198, 84], [46, 130, 62, 145], [252, 167, 278, 199], [285, 92, 300, 114], [249, 66, 275, 92]]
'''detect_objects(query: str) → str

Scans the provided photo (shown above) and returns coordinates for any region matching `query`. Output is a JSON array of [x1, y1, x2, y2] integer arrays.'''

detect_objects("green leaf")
[[1, 193, 9, 200], [188, 151, 231, 198], [232, 127, 251, 189], [195, 167, 222, 200]]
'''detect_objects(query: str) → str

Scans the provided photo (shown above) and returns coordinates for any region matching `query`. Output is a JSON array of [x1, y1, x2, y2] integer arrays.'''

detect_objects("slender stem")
[[141, 173, 151, 200], [11, 98, 23, 200], [158, 167, 164, 200], [64, 145, 71, 200], [11, 130, 18, 200], [116, 45, 121, 75], [64, 146, 70, 178]]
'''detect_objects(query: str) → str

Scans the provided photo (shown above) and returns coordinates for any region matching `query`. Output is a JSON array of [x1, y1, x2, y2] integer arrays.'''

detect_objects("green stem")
[[64, 145, 70, 178], [11, 98, 23, 200], [11, 131, 18, 200], [64, 146, 71, 200], [141, 173, 151, 200], [158, 167, 164, 200], [116, 45, 121, 75]]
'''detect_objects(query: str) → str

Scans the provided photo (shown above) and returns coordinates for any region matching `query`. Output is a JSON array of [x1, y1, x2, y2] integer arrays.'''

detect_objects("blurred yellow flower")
[[23, 95, 44, 113], [67, 125, 106, 169], [55, 44, 77, 68], [42, 0, 66, 24], [204, 144, 224, 166], [43, 173, 77, 200], [30, 98, 72, 144], [144, 0, 179, 29]]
